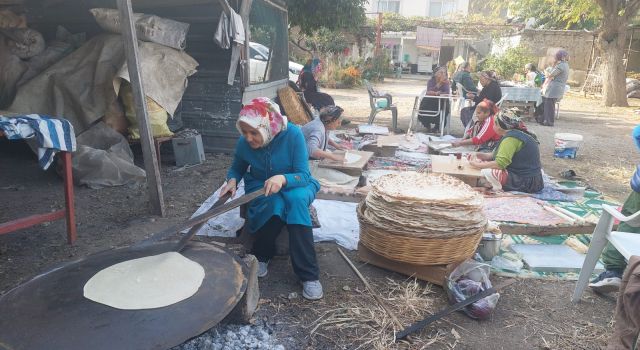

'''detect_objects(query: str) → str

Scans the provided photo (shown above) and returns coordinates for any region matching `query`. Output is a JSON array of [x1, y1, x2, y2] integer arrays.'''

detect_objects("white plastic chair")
[[496, 93, 508, 108], [415, 88, 452, 137], [572, 204, 640, 302]]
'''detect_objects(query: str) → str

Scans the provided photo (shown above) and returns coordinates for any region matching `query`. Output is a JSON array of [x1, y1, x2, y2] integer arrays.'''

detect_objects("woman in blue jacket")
[[221, 97, 323, 300]]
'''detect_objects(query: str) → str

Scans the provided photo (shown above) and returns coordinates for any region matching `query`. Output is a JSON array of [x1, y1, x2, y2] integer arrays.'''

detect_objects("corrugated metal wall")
[[150, 3, 244, 153]]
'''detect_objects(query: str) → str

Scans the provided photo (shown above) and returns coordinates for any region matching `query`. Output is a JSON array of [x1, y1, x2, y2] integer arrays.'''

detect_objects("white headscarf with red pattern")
[[236, 97, 288, 147]]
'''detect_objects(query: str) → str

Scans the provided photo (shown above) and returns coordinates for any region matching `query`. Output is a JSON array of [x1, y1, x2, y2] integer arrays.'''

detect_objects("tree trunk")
[[597, 8, 629, 106]]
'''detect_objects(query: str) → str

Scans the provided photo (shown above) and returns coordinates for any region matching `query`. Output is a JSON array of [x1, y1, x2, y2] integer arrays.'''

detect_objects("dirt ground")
[[1, 77, 639, 349]]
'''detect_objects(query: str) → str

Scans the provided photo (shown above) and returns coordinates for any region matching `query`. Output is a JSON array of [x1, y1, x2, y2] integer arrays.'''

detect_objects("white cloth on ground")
[[194, 184, 360, 250]]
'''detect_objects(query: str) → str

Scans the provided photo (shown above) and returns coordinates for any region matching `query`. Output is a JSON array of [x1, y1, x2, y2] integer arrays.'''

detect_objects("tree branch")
[[624, 0, 640, 21], [289, 38, 312, 54]]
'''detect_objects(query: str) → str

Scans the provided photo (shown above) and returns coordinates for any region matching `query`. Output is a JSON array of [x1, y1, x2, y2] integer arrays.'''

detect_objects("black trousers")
[[538, 97, 556, 125], [251, 216, 320, 281]]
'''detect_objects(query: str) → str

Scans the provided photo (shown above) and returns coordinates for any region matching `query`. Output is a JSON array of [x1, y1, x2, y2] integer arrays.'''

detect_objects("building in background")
[[364, 1, 495, 73], [365, 0, 471, 18]]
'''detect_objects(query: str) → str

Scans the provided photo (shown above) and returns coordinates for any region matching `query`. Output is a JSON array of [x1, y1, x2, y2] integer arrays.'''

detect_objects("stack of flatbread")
[[359, 172, 487, 264]]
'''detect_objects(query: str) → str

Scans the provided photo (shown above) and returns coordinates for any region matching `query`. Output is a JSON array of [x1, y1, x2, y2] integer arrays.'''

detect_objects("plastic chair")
[[415, 88, 452, 136], [572, 204, 640, 302], [364, 80, 398, 131]]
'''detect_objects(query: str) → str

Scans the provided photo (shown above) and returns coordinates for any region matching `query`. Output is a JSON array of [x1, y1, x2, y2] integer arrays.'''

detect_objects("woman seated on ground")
[[221, 97, 323, 300], [418, 67, 451, 133], [451, 99, 501, 152], [460, 71, 502, 128], [302, 105, 345, 161], [469, 109, 543, 193]]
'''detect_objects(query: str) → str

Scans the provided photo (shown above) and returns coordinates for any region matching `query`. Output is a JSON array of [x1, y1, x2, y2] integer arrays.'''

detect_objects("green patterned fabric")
[[490, 185, 622, 280]]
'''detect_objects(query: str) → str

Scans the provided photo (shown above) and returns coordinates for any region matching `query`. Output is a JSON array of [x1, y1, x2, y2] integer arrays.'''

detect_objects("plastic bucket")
[[554, 133, 583, 159]]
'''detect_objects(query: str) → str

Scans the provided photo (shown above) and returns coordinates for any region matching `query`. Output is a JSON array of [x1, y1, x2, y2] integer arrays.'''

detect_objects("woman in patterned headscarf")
[[469, 109, 544, 193], [221, 97, 324, 300]]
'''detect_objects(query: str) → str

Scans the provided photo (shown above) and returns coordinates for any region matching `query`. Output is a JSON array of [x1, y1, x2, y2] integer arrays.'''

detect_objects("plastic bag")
[[491, 252, 524, 273], [446, 260, 500, 320], [120, 82, 173, 139], [72, 122, 146, 189]]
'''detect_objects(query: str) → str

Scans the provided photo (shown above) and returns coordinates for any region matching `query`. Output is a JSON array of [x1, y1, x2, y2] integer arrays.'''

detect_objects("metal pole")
[[116, 0, 166, 216], [376, 12, 382, 55]]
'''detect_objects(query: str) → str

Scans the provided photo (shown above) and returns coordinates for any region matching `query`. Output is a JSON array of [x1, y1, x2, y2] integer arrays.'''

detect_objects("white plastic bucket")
[[554, 133, 583, 159]]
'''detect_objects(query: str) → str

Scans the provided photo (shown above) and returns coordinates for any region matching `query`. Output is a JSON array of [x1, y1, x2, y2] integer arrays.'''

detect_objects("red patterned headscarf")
[[237, 97, 288, 147]]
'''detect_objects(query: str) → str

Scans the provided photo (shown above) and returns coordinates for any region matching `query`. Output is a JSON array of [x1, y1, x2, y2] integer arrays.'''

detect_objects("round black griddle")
[[0, 242, 247, 350]]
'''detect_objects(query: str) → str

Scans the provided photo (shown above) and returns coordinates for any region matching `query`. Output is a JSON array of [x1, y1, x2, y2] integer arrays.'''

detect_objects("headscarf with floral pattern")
[[236, 97, 288, 147], [496, 108, 538, 142]]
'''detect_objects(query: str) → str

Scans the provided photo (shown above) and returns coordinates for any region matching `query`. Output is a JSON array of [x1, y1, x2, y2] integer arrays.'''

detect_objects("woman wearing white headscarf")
[[220, 97, 323, 300]]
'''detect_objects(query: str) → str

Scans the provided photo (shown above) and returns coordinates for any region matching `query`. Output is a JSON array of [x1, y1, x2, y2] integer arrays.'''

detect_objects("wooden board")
[[357, 243, 462, 286], [318, 150, 374, 177], [430, 155, 482, 177]]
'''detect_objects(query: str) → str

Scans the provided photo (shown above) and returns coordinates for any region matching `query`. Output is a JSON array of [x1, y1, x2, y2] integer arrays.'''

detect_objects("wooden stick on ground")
[[337, 248, 403, 330]]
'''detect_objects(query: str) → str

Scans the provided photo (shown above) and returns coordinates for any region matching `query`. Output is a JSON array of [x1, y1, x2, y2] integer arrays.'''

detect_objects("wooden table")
[[0, 143, 76, 244], [318, 150, 374, 177], [430, 154, 481, 176]]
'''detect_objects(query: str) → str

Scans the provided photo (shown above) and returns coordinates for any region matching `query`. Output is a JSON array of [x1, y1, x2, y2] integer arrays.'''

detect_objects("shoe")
[[257, 261, 269, 278], [302, 280, 323, 300], [589, 269, 623, 293]]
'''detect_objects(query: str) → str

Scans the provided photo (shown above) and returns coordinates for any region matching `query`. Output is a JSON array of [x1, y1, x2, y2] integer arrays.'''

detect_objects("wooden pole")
[[116, 0, 166, 217], [241, 0, 253, 88], [337, 248, 403, 330]]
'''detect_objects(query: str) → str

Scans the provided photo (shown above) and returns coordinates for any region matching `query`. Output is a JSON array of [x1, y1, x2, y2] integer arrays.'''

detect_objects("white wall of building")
[[365, 0, 469, 18]]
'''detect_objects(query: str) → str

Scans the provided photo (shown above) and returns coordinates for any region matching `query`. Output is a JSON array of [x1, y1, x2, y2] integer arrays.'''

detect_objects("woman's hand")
[[264, 175, 287, 196], [469, 160, 485, 169], [329, 152, 346, 163], [221, 178, 237, 197], [466, 93, 475, 99]]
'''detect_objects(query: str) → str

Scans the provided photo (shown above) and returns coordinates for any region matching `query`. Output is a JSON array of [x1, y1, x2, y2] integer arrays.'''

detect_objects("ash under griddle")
[[174, 322, 285, 350]]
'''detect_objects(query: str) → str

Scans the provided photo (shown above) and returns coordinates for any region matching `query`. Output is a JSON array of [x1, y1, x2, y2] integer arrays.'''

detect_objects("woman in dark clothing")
[[469, 109, 543, 194], [298, 60, 335, 110], [460, 71, 502, 127], [418, 67, 451, 133]]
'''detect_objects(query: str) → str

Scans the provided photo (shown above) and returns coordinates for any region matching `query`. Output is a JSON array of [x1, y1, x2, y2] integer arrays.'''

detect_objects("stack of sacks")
[[358, 172, 487, 265]]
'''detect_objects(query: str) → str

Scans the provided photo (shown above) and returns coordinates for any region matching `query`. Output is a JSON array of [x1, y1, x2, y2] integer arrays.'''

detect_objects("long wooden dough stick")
[[337, 248, 403, 330], [553, 206, 585, 224], [542, 204, 575, 224], [137, 188, 265, 248]]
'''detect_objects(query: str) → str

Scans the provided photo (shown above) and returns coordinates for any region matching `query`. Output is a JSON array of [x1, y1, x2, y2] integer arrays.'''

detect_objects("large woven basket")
[[357, 202, 483, 265], [277, 87, 311, 125]]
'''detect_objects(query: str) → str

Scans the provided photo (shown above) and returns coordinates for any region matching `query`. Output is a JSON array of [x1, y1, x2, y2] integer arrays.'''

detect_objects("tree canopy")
[[485, 0, 601, 30], [285, 0, 368, 35]]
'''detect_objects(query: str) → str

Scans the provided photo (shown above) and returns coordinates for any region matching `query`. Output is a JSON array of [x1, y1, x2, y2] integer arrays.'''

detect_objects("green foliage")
[[361, 54, 391, 82], [285, 0, 367, 35], [368, 13, 515, 38], [486, 0, 601, 30], [302, 28, 350, 53], [481, 46, 535, 80]]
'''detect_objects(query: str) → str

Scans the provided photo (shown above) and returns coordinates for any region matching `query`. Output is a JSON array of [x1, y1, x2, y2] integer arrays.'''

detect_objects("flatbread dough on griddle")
[[83, 252, 205, 310]]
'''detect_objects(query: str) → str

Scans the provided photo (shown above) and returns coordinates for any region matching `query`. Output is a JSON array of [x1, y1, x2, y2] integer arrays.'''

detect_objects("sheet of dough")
[[344, 152, 362, 164], [83, 252, 205, 310]]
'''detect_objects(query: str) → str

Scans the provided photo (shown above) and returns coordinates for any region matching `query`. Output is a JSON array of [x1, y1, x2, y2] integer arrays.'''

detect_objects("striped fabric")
[[0, 114, 76, 169]]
